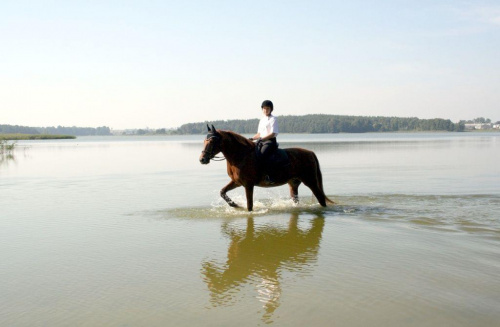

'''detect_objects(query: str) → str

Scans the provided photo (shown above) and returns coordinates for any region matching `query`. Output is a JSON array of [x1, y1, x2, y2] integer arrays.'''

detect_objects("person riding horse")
[[200, 125, 334, 211], [249, 100, 279, 184]]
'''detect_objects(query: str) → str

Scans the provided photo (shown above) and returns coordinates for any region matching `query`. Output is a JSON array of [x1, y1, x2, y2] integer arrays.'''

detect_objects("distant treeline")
[[0, 125, 111, 136], [1, 115, 466, 137], [174, 115, 464, 134]]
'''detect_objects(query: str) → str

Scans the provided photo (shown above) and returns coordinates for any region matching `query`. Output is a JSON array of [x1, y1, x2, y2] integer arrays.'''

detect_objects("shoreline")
[[0, 134, 76, 140]]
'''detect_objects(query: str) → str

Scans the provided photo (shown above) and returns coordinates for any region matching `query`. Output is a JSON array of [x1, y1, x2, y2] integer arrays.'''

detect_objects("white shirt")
[[258, 114, 279, 139]]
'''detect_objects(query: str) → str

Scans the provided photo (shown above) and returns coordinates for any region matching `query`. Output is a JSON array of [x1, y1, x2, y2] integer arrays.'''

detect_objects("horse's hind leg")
[[288, 179, 301, 204], [221, 180, 241, 208], [301, 179, 327, 207]]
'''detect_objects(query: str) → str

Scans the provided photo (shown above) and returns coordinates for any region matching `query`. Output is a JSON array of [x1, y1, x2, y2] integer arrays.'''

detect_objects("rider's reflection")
[[202, 213, 325, 322]]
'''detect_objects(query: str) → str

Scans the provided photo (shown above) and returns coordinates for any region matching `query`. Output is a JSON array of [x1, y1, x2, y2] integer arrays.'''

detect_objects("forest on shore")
[[2, 115, 466, 137], [174, 114, 464, 134]]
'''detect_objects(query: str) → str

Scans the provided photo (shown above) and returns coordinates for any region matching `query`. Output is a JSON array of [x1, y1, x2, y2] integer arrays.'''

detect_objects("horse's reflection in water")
[[201, 213, 325, 323]]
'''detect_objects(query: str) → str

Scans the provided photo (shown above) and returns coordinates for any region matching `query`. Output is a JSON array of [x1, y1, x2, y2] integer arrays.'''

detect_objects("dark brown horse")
[[199, 125, 334, 211]]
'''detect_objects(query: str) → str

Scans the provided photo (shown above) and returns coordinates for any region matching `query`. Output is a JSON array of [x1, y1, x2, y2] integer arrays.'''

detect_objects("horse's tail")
[[313, 153, 335, 205]]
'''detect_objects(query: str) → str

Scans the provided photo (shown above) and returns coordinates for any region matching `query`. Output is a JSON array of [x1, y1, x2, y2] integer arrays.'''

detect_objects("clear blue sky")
[[1, 0, 499, 129]]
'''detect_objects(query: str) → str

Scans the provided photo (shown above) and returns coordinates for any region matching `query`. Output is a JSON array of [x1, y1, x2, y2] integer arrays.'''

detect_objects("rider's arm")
[[250, 132, 260, 140], [260, 133, 276, 141]]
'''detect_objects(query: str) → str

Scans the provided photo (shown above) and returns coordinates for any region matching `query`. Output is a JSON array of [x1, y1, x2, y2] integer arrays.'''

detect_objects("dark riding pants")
[[257, 138, 277, 160], [257, 138, 278, 179]]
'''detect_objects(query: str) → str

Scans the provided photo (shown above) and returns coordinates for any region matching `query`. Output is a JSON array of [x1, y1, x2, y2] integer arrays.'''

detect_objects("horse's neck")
[[221, 133, 253, 164]]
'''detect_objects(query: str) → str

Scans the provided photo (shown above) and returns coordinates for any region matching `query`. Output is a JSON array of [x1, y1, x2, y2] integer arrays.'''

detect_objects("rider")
[[249, 100, 279, 183]]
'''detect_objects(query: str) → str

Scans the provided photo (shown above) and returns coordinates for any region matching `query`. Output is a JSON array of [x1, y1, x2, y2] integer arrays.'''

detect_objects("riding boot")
[[260, 164, 275, 184], [263, 160, 276, 184]]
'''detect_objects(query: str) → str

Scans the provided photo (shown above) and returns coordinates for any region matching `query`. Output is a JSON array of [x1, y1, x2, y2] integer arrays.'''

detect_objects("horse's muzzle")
[[199, 155, 210, 165]]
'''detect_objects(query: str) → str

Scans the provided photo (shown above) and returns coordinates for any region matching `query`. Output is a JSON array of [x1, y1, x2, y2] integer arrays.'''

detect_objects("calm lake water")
[[1, 132, 499, 326]]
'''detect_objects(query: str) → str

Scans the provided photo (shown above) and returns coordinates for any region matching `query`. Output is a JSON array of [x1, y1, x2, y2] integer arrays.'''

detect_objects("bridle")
[[202, 135, 226, 161]]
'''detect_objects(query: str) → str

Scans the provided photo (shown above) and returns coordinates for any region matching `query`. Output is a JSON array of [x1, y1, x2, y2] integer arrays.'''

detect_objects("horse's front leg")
[[245, 184, 254, 211], [220, 180, 241, 208]]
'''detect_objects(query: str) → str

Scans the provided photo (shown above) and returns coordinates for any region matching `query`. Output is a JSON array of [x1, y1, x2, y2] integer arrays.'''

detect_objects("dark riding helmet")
[[261, 100, 273, 112]]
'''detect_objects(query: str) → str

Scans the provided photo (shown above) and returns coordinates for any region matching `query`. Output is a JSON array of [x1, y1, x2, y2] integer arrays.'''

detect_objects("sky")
[[1, 0, 499, 129]]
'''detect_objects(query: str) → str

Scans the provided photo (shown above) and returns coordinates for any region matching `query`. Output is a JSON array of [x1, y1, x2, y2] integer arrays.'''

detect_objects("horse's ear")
[[211, 125, 216, 133], [207, 124, 211, 132]]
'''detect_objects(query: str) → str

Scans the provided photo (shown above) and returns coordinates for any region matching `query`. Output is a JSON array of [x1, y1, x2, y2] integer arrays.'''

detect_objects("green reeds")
[[0, 139, 16, 155], [0, 133, 76, 140]]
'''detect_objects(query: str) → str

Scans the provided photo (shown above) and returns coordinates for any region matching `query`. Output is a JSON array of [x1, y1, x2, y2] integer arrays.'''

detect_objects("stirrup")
[[265, 175, 275, 184]]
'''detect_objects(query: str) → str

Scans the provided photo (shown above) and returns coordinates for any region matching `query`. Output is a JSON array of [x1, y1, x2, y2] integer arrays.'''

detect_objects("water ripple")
[[148, 193, 500, 239], [335, 193, 500, 238]]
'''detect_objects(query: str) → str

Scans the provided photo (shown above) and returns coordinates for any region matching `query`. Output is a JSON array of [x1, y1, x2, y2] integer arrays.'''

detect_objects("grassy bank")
[[0, 134, 76, 140]]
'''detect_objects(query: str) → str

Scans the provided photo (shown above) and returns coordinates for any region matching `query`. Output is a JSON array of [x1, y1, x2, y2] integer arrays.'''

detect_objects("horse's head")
[[200, 124, 222, 164]]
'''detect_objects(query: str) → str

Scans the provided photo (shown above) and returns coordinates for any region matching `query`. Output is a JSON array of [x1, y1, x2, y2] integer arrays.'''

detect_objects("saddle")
[[255, 140, 290, 179]]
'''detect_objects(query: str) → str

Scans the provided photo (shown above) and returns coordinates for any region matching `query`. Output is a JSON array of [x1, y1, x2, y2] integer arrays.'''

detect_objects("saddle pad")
[[269, 148, 290, 167]]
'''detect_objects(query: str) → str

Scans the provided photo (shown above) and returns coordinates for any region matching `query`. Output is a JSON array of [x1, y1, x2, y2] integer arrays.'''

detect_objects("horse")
[[199, 124, 334, 211]]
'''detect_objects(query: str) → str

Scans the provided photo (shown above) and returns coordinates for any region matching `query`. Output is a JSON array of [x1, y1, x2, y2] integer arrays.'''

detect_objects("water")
[[1, 132, 499, 326]]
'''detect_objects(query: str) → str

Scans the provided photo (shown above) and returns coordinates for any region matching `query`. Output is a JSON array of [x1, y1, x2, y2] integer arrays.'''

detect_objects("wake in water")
[[338, 193, 500, 238], [151, 192, 500, 239], [142, 186, 350, 219], [164, 194, 345, 219]]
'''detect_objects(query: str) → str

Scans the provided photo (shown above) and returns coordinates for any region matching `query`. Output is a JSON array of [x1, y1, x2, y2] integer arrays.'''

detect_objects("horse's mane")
[[219, 130, 255, 148]]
